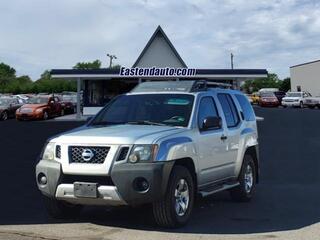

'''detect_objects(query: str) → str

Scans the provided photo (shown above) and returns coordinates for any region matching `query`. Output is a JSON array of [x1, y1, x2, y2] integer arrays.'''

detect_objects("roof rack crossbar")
[[190, 80, 232, 92]]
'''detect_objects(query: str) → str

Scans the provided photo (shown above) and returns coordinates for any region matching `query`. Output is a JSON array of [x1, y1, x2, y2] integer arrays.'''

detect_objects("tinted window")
[[198, 97, 219, 129], [235, 94, 255, 121], [217, 94, 240, 128]]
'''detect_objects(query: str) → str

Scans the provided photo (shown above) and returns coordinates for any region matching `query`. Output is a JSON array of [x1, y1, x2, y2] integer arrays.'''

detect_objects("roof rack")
[[130, 80, 232, 94], [190, 80, 232, 92]]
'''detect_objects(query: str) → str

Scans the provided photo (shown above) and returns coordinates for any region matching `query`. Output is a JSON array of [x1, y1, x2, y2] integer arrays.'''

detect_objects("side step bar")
[[199, 182, 240, 197]]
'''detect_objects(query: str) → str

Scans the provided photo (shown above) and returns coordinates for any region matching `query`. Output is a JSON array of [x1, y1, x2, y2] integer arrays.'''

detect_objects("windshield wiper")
[[126, 120, 167, 126], [91, 121, 125, 126]]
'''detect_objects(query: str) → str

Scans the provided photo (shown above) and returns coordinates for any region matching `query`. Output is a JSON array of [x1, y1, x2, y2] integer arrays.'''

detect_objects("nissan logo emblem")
[[82, 148, 94, 162]]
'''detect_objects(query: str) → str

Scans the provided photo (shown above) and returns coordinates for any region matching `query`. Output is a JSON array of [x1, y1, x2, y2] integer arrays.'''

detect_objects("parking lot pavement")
[[0, 107, 320, 240]]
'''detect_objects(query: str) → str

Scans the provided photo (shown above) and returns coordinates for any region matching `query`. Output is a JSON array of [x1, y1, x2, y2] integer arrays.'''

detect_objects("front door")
[[196, 96, 230, 185]]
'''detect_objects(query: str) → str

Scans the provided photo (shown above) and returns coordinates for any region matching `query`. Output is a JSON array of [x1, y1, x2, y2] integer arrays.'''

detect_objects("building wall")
[[135, 33, 185, 68], [290, 61, 320, 96]]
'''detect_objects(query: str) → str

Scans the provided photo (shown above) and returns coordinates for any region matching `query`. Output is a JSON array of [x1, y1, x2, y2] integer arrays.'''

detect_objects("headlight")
[[35, 108, 43, 113], [42, 142, 55, 160], [128, 145, 158, 163]]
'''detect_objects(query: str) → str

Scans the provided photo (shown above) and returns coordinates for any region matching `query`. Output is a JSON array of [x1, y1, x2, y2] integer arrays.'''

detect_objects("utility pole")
[[230, 53, 234, 69], [107, 53, 117, 68]]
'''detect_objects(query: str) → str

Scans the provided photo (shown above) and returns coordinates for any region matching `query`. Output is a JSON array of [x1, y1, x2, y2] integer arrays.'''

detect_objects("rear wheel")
[[1, 111, 8, 121], [152, 166, 195, 228], [43, 111, 49, 120], [43, 196, 82, 219], [230, 154, 256, 202]]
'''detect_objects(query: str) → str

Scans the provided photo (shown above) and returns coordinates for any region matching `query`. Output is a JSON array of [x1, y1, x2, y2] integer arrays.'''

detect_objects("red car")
[[16, 95, 63, 120], [259, 92, 280, 107]]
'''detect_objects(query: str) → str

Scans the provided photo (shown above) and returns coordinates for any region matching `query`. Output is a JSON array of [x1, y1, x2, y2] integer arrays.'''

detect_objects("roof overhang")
[[50, 68, 268, 80]]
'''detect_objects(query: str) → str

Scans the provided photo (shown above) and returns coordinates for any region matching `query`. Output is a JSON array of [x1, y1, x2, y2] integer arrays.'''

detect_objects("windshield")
[[62, 95, 77, 102], [260, 92, 275, 97], [0, 98, 11, 105], [91, 94, 194, 127], [286, 92, 301, 97], [27, 97, 48, 104]]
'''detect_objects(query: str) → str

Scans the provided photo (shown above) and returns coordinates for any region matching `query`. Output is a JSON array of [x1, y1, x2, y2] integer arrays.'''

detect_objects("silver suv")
[[36, 81, 259, 228]]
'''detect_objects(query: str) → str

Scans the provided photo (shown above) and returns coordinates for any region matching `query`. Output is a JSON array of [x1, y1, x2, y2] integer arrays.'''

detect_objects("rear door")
[[216, 93, 242, 176]]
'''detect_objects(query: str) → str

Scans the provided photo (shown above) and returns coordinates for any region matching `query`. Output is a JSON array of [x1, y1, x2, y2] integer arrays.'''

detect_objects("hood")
[[21, 104, 47, 109], [53, 124, 187, 145], [282, 97, 300, 100]]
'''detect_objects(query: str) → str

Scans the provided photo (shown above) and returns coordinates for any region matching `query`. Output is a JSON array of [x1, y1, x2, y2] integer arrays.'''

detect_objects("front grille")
[[117, 147, 129, 161], [55, 145, 61, 159], [61, 174, 114, 186], [69, 146, 110, 164]]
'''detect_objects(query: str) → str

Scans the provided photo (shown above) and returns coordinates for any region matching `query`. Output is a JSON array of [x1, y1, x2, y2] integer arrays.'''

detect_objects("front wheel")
[[152, 166, 195, 228], [43, 196, 82, 219], [230, 154, 256, 202], [300, 101, 304, 108]]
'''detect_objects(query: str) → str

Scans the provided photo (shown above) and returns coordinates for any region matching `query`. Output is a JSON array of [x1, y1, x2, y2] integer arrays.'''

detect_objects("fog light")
[[38, 173, 47, 185], [133, 177, 149, 192]]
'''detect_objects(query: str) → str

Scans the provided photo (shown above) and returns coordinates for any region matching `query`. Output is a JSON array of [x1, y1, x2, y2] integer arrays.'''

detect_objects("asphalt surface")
[[0, 107, 320, 240]]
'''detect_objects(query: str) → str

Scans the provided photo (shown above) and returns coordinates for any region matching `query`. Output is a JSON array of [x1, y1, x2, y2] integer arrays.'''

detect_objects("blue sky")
[[0, 0, 319, 80]]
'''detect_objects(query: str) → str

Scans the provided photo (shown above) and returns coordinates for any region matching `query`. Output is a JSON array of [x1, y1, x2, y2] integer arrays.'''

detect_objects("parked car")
[[273, 91, 286, 105], [60, 94, 77, 114], [282, 91, 311, 108], [16, 95, 63, 120], [36, 80, 259, 228], [304, 96, 320, 109], [13, 94, 29, 104], [258, 92, 280, 107], [250, 92, 260, 104], [0, 97, 23, 120]]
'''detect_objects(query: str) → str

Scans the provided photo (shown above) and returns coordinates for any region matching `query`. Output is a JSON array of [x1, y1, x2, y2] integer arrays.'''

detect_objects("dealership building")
[[51, 26, 267, 117], [290, 60, 320, 96]]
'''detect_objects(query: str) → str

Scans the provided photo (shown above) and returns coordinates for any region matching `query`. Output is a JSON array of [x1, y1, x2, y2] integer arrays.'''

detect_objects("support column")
[[76, 77, 81, 120]]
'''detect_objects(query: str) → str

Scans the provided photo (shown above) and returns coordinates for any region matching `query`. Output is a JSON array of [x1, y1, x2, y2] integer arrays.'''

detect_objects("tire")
[[300, 101, 304, 108], [43, 196, 82, 219], [43, 111, 49, 120], [152, 166, 195, 228], [230, 154, 256, 202], [1, 111, 8, 121]]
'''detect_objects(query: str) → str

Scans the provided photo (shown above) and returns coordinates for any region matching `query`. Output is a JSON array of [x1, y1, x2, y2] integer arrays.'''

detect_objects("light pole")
[[107, 53, 117, 68], [230, 53, 234, 69]]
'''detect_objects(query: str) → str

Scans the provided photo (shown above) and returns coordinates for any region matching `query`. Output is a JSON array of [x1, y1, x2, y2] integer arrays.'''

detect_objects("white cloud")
[[0, 0, 319, 79]]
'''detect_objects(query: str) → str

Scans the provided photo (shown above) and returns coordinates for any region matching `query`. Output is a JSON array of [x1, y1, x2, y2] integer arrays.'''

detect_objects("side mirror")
[[201, 116, 222, 131]]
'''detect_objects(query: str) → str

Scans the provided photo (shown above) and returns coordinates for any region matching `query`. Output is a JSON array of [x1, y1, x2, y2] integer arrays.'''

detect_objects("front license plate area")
[[74, 182, 98, 198]]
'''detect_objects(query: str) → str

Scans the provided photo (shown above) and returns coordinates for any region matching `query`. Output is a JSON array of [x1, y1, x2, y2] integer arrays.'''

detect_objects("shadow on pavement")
[[0, 107, 320, 234]]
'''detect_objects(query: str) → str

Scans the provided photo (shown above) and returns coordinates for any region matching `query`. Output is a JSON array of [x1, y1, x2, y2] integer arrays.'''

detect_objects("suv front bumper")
[[36, 160, 174, 206]]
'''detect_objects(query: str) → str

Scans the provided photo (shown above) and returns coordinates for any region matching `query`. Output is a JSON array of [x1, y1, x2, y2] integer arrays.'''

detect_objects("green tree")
[[279, 77, 291, 92], [108, 64, 121, 70], [242, 73, 281, 93], [0, 62, 16, 77], [73, 60, 101, 69]]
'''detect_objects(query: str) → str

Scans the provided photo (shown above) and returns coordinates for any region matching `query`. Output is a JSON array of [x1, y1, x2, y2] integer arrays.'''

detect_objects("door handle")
[[220, 135, 228, 141]]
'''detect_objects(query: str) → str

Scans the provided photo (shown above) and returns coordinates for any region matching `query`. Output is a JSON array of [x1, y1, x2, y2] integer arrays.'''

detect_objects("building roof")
[[290, 59, 320, 68], [132, 25, 187, 68]]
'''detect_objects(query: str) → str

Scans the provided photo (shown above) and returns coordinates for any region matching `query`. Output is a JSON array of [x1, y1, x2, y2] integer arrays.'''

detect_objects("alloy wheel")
[[174, 179, 190, 217], [244, 164, 253, 193]]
